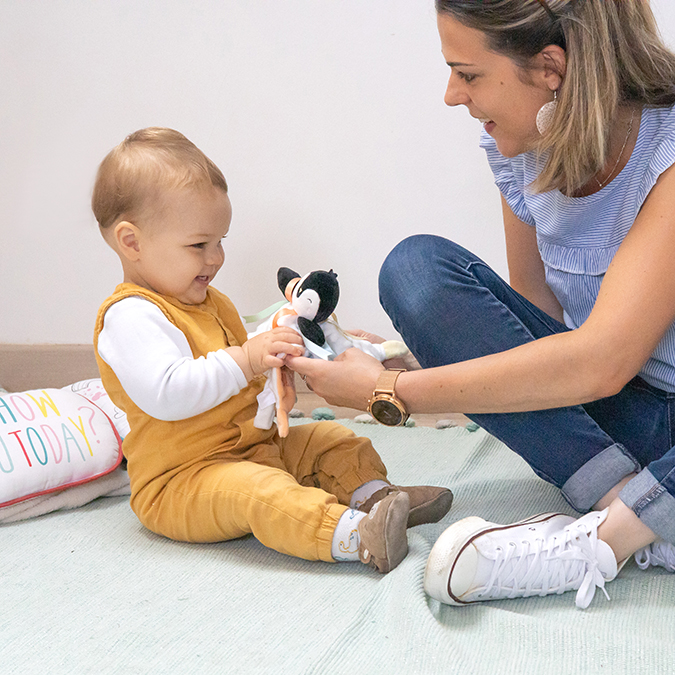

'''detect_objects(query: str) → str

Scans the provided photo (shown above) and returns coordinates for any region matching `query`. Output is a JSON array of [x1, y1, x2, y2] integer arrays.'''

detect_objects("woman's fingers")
[[345, 328, 386, 344], [284, 355, 316, 377], [286, 349, 383, 409]]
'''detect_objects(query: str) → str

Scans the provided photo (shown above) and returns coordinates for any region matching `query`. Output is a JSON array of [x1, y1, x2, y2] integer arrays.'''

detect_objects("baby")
[[92, 127, 453, 572]]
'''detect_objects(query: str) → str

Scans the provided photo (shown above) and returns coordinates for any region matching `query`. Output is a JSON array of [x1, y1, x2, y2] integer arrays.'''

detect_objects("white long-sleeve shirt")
[[97, 297, 248, 422]]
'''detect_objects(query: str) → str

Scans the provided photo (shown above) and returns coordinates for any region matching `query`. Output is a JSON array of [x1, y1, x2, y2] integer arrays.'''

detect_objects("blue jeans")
[[379, 235, 675, 544]]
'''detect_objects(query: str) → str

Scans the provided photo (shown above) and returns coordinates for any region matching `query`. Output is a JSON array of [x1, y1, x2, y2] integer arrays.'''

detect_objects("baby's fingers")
[[263, 354, 286, 369], [272, 339, 305, 357], [271, 326, 303, 345]]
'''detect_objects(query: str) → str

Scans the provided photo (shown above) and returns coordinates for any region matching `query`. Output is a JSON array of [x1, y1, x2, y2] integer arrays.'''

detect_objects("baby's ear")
[[114, 221, 142, 261]]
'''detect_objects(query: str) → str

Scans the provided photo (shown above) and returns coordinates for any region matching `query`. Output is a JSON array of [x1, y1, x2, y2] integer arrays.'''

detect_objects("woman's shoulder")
[[479, 128, 536, 225], [633, 104, 675, 202], [639, 103, 675, 147], [479, 128, 533, 181], [644, 102, 675, 122]]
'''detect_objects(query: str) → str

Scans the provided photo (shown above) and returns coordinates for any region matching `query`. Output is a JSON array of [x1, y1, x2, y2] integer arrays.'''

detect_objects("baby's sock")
[[331, 509, 366, 562], [349, 479, 390, 510]]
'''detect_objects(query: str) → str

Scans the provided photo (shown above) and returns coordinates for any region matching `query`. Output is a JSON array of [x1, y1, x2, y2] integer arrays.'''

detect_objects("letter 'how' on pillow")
[[0, 388, 123, 508]]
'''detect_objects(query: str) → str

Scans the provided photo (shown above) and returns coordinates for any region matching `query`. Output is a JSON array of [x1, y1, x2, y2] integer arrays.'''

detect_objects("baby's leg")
[[279, 421, 389, 505], [142, 460, 348, 562], [280, 421, 453, 527], [142, 450, 410, 572]]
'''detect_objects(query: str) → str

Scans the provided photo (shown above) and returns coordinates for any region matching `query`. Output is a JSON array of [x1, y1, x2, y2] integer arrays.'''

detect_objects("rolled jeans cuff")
[[619, 468, 675, 544], [561, 443, 640, 512]]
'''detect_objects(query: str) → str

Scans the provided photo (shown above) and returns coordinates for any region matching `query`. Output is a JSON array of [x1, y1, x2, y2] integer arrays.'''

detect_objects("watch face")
[[371, 399, 404, 426]]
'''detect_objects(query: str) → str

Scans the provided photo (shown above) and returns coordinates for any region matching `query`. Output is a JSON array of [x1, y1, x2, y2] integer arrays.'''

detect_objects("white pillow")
[[0, 387, 123, 508], [62, 379, 130, 439]]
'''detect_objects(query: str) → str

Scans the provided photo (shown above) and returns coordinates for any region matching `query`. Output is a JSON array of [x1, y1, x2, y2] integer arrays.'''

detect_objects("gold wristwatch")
[[368, 369, 409, 427]]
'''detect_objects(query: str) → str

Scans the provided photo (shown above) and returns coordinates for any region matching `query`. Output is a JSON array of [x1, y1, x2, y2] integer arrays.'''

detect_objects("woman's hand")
[[345, 328, 386, 344], [286, 348, 385, 410], [345, 328, 419, 370], [234, 327, 305, 381]]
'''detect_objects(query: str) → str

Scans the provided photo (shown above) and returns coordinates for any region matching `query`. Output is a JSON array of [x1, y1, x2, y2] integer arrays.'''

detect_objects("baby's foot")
[[358, 491, 410, 573], [359, 485, 453, 528]]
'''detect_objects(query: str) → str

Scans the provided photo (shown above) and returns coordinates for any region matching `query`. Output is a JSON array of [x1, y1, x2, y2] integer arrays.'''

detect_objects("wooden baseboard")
[[0, 344, 100, 392], [0, 343, 316, 395], [0, 344, 319, 395], [0, 344, 457, 426]]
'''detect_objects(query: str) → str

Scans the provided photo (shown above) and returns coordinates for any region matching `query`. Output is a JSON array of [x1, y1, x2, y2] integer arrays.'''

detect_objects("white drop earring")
[[536, 90, 558, 135]]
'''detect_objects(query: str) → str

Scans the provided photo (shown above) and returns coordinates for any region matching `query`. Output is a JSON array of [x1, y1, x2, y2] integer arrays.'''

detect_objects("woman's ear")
[[113, 221, 142, 262], [538, 44, 566, 91]]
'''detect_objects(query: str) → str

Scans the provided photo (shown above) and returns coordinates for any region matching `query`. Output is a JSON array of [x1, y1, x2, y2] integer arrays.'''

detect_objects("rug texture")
[[2, 420, 673, 674]]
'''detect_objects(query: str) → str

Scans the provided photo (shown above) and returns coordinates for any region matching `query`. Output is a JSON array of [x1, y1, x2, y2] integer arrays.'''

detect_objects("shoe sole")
[[423, 512, 566, 605], [381, 492, 410, 573], [408, 490, 454, 528]]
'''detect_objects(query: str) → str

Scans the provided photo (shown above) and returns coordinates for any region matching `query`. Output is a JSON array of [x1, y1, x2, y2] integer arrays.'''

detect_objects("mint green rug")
[[2, 421, 672, 674]]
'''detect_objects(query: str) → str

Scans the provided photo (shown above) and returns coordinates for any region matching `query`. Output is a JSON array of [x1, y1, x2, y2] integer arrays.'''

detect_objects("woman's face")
[[437, 13, 555, 157]]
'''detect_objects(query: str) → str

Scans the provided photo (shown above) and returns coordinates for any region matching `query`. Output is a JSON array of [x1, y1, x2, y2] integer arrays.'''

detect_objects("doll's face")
[[291, 276, 321, 320]]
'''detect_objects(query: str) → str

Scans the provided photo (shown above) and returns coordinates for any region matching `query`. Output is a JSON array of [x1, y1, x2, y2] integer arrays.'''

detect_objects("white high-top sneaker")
[[635, 540, 675, 572], [424, 509, 618, 609]]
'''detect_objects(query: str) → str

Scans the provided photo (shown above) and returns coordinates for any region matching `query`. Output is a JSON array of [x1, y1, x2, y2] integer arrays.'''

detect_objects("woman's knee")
[[380, 235, 472, 289], [378, 235, 473, 318]]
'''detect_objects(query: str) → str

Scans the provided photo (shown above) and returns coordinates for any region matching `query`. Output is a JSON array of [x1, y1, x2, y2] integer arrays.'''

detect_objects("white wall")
[[1, 0, 674, 344]]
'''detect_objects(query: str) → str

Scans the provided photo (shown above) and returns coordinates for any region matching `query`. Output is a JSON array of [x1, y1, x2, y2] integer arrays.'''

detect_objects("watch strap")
[[374, 369, 404, 396]]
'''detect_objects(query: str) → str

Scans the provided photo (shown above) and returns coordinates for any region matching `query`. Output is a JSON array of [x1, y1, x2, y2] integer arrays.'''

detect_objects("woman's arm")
[[501, 195, 564, 322], [288, 164, 675, 414]]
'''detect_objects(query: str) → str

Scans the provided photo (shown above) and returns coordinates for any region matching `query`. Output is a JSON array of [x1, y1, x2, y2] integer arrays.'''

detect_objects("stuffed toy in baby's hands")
[[248, 267, 409, 437]]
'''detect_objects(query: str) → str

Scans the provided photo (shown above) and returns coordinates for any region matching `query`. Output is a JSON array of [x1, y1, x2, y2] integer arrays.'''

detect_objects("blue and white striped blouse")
[[480, 104, 675, 391]]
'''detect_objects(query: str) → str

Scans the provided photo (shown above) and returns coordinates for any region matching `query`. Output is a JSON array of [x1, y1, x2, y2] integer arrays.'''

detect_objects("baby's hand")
[[239, 327, 305, 380]]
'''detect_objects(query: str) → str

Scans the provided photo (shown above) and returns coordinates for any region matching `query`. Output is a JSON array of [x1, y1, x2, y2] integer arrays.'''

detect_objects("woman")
[[288, 0, 675, 609]]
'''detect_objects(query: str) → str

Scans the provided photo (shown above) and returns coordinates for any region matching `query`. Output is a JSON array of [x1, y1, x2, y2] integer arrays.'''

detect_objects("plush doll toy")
[[249, 267, 409, 437]]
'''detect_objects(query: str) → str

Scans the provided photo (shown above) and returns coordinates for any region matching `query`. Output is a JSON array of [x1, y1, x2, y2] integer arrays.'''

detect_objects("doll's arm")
[[322, 320, 409, 362]]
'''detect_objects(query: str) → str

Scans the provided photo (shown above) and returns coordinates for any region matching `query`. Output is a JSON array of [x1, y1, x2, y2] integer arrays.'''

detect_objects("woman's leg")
[[379, 235, 641, 512], [598, 498, 657, 561], [618, 442, 675, 548], [584, 378, 675, 554], [382, 236, 675, 605]]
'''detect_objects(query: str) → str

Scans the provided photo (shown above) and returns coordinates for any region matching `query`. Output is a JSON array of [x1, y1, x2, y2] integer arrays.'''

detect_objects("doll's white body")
[[249, 306, 408, 432]]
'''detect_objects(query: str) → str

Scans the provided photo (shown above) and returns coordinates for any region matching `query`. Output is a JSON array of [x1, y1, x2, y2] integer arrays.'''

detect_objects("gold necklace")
[[595, 108, 636, 189]]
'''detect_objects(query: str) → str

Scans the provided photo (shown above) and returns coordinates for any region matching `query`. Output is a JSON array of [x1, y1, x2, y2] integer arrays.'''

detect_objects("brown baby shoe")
[[359, 485, 453, 528], [358, 491, 410, 573]]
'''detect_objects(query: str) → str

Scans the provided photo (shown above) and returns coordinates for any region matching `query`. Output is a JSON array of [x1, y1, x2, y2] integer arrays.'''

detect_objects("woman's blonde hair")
[[92, 127, 228, 230], [435, 0, 675, 194]]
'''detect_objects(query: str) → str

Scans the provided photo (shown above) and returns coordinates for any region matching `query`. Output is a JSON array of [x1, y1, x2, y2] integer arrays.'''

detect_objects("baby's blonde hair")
[[92, 127, 228, 230]]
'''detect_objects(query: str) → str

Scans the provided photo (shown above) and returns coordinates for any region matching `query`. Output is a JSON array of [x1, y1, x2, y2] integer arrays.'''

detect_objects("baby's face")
[[134, 186, 231, 305]]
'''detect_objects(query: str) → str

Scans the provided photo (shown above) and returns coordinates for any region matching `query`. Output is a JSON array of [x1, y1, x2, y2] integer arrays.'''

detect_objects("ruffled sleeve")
[[480, 129, 535, 226], [637, 105, 675, 207]]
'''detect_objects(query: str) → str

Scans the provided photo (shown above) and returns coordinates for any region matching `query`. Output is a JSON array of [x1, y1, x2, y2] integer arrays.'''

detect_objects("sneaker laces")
[[479, 519, 611, 609], [635, 540, 675, 572]]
